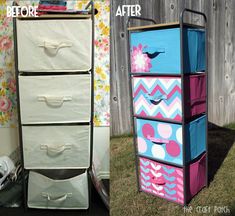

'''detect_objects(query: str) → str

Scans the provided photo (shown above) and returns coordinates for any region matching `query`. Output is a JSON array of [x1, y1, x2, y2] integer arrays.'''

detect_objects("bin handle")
[[37, 95, 72, 108], [42, 192, 72, 202], [38, 40, 73, 55], [144, 93, 167, 105], [40, 144, 72, 156], [147, 135, 169, 145], [143, 47, 165, 59]]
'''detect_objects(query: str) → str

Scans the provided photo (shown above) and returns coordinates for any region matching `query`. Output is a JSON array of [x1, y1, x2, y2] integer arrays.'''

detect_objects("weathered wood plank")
[[163, 0, 179, 23], [190, 0, 203, 25], [111, 0, 235, 136], [224, 0, 235, 124], [111, 0, 136, 135], [204, 0, 215, 123], [152, 0, 162, 23], [212, 0, 226, 126], [110, 0, 120, 135]]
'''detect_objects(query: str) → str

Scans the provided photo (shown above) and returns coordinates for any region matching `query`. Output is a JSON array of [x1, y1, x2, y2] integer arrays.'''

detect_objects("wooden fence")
[[110, 0, 235, 136]]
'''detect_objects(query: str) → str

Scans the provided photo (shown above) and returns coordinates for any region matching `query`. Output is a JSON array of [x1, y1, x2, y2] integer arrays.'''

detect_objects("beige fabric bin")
[[28, 170, 89, 209], [17, 19, 92, 72], [22, 125, 90, 169], [19, 74, 91, 124]]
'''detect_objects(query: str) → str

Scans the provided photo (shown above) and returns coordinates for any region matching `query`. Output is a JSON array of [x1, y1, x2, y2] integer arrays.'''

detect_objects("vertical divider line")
[[205, 12, 208, 188], [89, 0, 95, 209], [180, 10, 187, 206], [13, 13, 28, 210]]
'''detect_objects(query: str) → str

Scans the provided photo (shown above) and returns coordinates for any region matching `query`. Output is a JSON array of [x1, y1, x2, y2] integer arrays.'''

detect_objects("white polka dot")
[[151, 145, 165, 159], [176, 128, 182, 144], [157, 123, 172, 139], [137, 137, 147, 153]]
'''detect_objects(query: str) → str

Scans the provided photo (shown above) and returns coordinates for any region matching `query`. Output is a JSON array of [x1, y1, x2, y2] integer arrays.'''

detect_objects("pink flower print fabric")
[[0, 97, 12, 112], [0, 36, 12, 51]]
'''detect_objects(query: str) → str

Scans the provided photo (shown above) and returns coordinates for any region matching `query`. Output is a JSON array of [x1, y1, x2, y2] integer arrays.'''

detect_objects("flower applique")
[[131, 44, 152, 72]]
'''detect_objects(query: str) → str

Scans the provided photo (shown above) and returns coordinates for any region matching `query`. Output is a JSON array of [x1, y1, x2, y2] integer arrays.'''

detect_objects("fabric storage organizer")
[[28, 170, 89, 209], [22, 125, 90, 169], [127, 9, 208, 206], [17, 19, 92, 72], [19, 75, 91, 124], [13, 2, 95, 210], [130, 25, 205, 74], [133, 74, 206, 122], [136, 115, 206, 166], [139, 153, 206, 205]]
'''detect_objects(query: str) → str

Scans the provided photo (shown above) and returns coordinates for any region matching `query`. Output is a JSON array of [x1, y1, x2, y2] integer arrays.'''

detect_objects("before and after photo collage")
[[0, 0, 235, 216]]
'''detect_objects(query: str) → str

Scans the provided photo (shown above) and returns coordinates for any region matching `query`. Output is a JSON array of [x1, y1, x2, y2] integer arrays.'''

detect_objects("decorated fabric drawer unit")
[[22, 125, 90, 169], [136, 115, 206, 165], [28, 170, 89, 209], [19, 74, 91, 124], [139, 153, 206, 204], [17, 19, 92, 72], [130, 27, 205, 74], [133, 74, 206, 122]]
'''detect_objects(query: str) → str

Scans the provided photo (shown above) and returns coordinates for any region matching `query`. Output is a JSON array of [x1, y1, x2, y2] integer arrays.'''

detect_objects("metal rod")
[[130, 73, 181, 77], [85, 0, 93, 10], [138, 150, 207, 168], [19, 71, 91, 76], [204, 13, 209, 189], [19, 17, 90, 20], [127, 16, 156, 26], [21, 122, 90, 126], [126, 16, 157, 193], [134, 115, 182, 125], [88, 0, 95, 209], [138, 154, 184, 168], [179, 14, 186, 206], [13, 15, 28, 210]]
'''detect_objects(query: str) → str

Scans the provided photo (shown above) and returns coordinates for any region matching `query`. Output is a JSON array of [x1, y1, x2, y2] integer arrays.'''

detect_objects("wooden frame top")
[[128, 22, 204, 31]]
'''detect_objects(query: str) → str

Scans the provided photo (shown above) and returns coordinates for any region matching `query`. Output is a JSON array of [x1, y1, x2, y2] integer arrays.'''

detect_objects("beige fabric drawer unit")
[[28, 171, 89, 209], [22, 125, 90, 169], [17, 19, 92, 72], [15, 14, 93, 210], [19, 74, 91, 124]]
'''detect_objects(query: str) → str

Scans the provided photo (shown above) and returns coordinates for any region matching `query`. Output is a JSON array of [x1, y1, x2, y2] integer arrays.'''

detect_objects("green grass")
[[225, 123, 235, 130], [110, 127, 235, 216]]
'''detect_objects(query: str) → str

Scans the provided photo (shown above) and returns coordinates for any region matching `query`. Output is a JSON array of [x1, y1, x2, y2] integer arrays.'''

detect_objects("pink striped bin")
[[139, 153, 206, 205]]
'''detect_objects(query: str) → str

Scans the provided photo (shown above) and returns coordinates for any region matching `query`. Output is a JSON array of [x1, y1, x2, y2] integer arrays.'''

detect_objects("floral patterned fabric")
[[0, 0, 17, 127], [73, 0, 110, 126], [0, 0, 110, 127]]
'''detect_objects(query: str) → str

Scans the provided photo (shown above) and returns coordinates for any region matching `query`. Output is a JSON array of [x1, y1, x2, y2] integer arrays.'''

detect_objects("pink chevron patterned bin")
[[139, 153, 206, 204], [133, 74, 206, 122]]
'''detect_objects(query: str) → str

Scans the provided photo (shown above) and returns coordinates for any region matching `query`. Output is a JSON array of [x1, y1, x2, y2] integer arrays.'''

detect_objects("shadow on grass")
[[208, 122, 235, 183]]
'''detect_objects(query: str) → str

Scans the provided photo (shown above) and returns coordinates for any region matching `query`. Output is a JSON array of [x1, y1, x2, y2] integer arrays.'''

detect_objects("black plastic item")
[[0, 175, 23, 208], [90, 166, 109, 209]]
